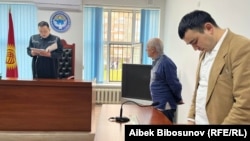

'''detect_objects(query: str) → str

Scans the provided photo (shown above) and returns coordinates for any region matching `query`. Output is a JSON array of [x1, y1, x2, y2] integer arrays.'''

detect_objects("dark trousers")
[[161, 109, 176, 123]]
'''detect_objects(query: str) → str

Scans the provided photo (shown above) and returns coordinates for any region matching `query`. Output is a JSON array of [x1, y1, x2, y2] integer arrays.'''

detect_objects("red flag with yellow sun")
[[6, 9, 18, 78]]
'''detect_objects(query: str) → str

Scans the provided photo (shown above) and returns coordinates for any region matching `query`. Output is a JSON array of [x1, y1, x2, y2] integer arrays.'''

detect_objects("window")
[[83, 7, 160, 83], [103, 9, 142, 82]]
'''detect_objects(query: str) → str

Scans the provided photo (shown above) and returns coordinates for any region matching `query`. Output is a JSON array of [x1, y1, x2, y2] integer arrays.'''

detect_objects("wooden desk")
[[94, 104, 172, 141], [0, 78, 92, 131]]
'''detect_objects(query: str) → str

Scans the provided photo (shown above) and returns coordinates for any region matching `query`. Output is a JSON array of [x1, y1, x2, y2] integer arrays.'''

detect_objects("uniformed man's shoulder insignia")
[[50, 11, 71, 33]]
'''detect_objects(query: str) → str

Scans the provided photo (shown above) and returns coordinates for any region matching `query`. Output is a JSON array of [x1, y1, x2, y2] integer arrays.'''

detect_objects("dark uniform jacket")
[[27, 34, 63, 79]]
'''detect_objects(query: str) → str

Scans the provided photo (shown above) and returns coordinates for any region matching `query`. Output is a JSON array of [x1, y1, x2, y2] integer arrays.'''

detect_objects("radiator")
[[93, 85, 122, 104]]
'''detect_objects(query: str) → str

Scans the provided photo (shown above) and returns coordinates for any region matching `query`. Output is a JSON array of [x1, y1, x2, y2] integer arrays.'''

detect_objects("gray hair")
[[147, 38, 164, 54]]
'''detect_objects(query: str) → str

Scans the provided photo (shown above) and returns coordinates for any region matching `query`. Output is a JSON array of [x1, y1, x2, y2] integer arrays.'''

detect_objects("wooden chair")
[[58, 39, 75, 79]]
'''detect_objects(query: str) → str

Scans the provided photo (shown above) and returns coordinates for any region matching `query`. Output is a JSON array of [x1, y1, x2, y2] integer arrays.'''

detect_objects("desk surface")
[[0, 78, 92, 86], [94, 104, 172, 141]]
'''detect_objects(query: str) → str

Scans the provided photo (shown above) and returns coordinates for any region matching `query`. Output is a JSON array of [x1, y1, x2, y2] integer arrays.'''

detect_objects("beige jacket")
[[188, 30, 250, 124]]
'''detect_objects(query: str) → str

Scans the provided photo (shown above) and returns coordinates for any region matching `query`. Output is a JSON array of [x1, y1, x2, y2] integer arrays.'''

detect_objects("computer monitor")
[[121, 64, 152, 103]]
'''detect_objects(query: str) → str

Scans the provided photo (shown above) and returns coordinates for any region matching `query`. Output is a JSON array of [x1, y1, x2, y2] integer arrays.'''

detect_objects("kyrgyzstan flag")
[[6, 9, 18, 78]]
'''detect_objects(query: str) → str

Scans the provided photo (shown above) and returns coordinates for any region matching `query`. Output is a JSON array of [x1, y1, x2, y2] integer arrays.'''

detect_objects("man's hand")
[[31, 50, 39, 56], [178, 100, 184, 105], [39, 50, 51, 57]]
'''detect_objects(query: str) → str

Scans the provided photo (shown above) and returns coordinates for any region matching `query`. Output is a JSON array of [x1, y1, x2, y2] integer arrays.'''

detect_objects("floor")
[[0, 104, 102, 141]]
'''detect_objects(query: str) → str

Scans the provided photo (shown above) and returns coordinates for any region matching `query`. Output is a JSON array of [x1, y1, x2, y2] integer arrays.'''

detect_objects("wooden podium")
[[0, 78, 92, 131], [94, 104, 172, 141]]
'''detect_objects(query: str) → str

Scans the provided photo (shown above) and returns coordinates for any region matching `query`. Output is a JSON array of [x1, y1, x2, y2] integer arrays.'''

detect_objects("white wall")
[[164, 0, 250, 124]]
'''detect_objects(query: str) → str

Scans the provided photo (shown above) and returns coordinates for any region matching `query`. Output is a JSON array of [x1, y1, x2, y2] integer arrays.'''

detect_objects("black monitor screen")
[[122, 64, 152, 100]]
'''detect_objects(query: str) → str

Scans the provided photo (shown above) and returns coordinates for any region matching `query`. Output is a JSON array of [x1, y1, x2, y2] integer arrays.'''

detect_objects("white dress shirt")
[[195, 29, 228, 124]]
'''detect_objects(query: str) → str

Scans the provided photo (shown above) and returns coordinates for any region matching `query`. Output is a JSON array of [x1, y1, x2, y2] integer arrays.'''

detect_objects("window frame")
[[103, 8, 142, 83]]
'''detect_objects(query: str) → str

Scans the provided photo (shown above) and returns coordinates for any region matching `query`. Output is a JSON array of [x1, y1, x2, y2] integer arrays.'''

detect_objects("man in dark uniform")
[[27, 21, 63, 79]]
